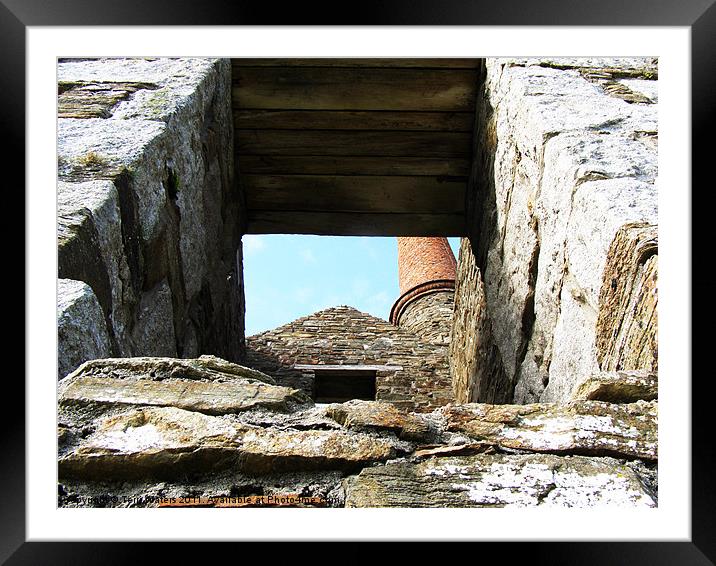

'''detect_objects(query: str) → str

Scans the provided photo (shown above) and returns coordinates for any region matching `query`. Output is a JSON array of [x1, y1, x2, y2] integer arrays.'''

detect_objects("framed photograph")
[[10, 0, 710, 562]]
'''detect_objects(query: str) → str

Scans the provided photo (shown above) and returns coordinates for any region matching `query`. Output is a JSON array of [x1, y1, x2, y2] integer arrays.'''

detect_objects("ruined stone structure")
[[246, 306, 454, 412], [245, 237, 458, 413], [390, 237, 456, 345], [56, 57, 659, 510], [450, 58, 658, 405], [57, 58, 245, 379]]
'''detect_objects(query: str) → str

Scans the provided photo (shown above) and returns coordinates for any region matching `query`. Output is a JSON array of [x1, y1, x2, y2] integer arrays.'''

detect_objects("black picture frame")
[[7, 0, 711, 562]]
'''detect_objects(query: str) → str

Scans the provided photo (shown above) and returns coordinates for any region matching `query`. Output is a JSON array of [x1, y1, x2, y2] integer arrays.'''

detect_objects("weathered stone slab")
[[325, 400, 433, 441], [58, 58, 218, 122], [59, 407, 243, 479], [60, 375, 307, 415], [596, 223, 658, 373], [530, 141, 657, 404], [57, 279, 111, 379], [344, 453, 656, 507], [238, 426, 401, 475], [67, 355, 276, 384], [571, 370, 657, 403], [542, 185, 656, 403], [501, 58, 658, 78], [57, 118, 166, 180], [57, 58, 244, 364], [58, 81, 159, 119], [58, 58, 211, 85], [56, 352, 660, 508], [457, 58, 658, 405], [59, 406, 400, 480], [439, 400, 657, 460], [58, 179, 133, 357], [618, 79, 658, 103], [233, 405, 344, 431]]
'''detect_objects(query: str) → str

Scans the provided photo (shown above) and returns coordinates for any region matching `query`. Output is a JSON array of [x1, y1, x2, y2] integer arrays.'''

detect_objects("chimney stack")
[[390, 237, 457, 345]]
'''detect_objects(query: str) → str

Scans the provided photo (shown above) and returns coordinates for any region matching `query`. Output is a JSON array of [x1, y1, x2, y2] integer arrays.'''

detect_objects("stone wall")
[[397, 291, 455, 346], [57, 279, 112, 379], [57, 58, 245, 378], [595, 223, 658, 373], [53, 57, 662, 512], [450, 239, 511, 403], [58, 355, 658, 508], [245, 306, 453, 412], [454, 57, 658, 403]]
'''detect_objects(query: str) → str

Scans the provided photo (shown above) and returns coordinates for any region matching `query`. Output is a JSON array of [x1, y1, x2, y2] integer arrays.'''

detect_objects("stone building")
[[390, 236, 456, 345], [246, 237, 457, 412], [56, 57, 659, 510]]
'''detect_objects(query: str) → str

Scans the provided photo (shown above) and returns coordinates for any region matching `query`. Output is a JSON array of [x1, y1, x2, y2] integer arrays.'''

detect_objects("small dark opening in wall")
[[166, 168, 180, 201], [313, 370, 376, 403]]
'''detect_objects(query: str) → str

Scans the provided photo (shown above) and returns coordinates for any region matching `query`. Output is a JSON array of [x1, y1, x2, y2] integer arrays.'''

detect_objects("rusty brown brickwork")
[[396, 237, 457, 295], [390, 238, 457, 345]]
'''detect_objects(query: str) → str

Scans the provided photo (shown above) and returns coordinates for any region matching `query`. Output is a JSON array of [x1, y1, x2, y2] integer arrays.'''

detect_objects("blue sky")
[[242, 235, 461, 336]]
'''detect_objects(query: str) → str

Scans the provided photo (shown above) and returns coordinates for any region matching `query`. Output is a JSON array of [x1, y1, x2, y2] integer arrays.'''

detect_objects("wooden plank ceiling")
[[232, 59, 480, 236]]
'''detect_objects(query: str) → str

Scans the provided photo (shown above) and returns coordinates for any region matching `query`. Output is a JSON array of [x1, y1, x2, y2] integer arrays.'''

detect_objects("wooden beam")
[[232, 59, 482, 69], [233, 68, 477, 111], [233, 110, 474, 132], [236, 130, 471, 157], [243, 174, 466, 214], [238, 155, 470, 177], [466, 59, 486, 244], [246, 211, 467, 236]]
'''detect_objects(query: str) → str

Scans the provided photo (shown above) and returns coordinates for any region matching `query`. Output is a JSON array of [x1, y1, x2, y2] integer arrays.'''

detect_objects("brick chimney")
[[390, 237, 457, 345]]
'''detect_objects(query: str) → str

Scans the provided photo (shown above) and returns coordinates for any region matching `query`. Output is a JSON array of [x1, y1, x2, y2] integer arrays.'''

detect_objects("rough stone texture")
[[246, 306, 453, 412], [571, 370, 657, 403], [396, 291, 455, 346], [457, 57, 658, 404], [60, 375, 307, 416], [325, 399, 434, 442], [596, 223, 658, 373], [54, 57, 662, 509], [58, 355, 657, 508], [57, 57, 244, 377], [439, 400, 657, 461], [344, 453, 656, 508], [500, 58, 658, 76], [57, 58, 226, 121], [450, 238, 511, 403], [59, 406, 403, 480], [66, 355, 277, 384], [58, 179, 128, 356], [57, 279, 112, 379], [59, 468, 347, 508], [58, 81, 159, 119]]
